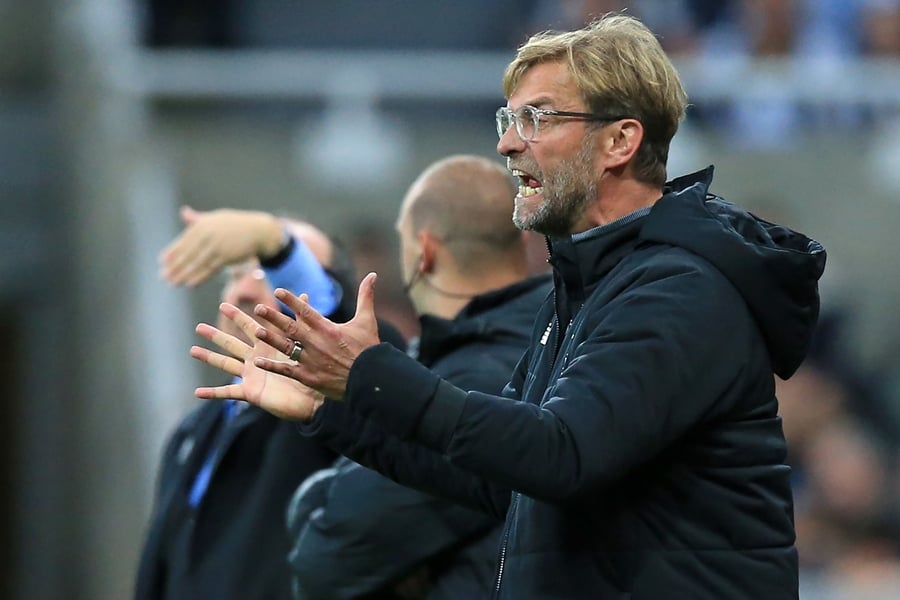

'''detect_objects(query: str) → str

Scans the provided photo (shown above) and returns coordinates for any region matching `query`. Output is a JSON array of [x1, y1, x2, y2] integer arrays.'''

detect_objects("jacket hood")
[[639, 166, 826, 379]]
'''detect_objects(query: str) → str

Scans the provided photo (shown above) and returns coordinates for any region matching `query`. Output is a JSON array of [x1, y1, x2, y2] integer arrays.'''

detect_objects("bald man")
[[282, 156, 552, 599], [137, 208, 402, 600]]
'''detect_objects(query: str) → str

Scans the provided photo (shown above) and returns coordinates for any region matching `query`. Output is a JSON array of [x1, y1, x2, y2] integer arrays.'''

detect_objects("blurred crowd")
[[775, 306, 900, 598], [138, 1, 900, 598], [144, 0, 900, 59], [144, 0, 900, 149]]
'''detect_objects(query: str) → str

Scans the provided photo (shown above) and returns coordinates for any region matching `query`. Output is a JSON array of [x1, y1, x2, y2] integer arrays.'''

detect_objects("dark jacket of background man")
[[287, 274, 551, 599], [135, 255, 404, 600]]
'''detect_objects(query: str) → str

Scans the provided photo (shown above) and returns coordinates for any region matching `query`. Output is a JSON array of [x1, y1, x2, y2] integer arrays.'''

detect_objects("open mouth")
[[512, 169, 544, 197]]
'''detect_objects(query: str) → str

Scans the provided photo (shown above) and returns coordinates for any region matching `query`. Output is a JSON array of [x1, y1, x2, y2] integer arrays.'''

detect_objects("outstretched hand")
[[160, 206, 285, 287], [191, 302, 325, 421], [251, 272, 381, 400]]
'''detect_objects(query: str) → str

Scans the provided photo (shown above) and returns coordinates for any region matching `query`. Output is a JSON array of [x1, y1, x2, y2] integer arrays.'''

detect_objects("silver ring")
[[289, 341, 303, 361]]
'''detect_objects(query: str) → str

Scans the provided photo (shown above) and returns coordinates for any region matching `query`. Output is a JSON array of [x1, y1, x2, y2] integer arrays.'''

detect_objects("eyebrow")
[[510, 96, 554, 110]]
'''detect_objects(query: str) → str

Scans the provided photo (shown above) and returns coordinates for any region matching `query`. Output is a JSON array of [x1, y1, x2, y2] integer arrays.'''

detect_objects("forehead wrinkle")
[[509, 95, 554, 111]]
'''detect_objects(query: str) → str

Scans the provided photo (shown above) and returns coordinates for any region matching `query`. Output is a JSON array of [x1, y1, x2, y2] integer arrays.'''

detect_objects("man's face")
[[497, 61, 599, 237], [218, 260, 280, 343]]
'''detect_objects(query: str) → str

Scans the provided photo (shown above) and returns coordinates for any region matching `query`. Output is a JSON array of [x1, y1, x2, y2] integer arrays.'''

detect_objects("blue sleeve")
[[261, 236, 340, 317]]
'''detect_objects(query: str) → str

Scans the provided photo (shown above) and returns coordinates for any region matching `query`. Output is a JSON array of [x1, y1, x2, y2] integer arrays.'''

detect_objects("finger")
[[253, 321, 297, 359], [160, 215, 214, 282], [271, 288, 308, 321], [254, 356, 309, 382], [180, 243, 223, 287], [254, 302, 304, 343], [158, 233, 189, 281], [254, 356, 340, 399], [195, 383, 246, 401], [354, 272, 378, 323], [273, 288, 331, 335], [219, 302, 263, 342], [161, 233, 211, 285], [195, 322, 250, 361], [180, 205, 201, 224], [190, 345, 244, 377]]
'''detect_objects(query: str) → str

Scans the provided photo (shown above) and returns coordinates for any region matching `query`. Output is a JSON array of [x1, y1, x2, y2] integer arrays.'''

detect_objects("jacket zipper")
[[493, 492, 519, 596], [493, 271, 567, 597]]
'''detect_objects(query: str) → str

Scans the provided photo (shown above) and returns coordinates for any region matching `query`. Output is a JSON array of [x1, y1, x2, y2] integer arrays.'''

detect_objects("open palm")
[[191, 302, 324, 421]]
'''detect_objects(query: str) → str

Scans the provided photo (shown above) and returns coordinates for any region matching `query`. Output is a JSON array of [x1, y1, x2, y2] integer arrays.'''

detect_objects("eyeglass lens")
[[496, 106, 539, 141]]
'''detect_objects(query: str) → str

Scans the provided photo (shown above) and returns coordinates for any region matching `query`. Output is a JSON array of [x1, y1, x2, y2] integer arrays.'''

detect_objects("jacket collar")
[[414, 274, 551, 367], [547, 167, 714, 305]]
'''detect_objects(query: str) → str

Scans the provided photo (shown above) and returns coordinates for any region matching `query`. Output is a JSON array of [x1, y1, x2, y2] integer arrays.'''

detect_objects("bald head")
[[399, 155, 521, 276]]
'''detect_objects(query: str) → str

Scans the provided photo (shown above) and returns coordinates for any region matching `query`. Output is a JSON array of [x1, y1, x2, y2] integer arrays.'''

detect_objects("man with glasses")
[[193, 14, 825, 598]]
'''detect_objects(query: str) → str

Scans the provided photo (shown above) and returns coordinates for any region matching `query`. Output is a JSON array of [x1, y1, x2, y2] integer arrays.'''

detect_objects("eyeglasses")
[[222, 260, 266, 283], [496, 105, 632, 142]]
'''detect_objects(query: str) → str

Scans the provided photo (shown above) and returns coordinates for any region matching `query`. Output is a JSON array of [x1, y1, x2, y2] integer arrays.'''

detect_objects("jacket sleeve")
[[347, 253, 758, 503], [288, 458, 500, 599], [300, 399, 513, 519]]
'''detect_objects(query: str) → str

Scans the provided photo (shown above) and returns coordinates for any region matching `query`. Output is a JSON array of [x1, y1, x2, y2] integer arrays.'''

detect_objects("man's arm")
[[346, 255, 758, 502], [191, 301, 511, 518], [159, 205, 340, 315], [251, 257, 754, 503], [159, 206, 285, 286], [259, 234, 339, 317]]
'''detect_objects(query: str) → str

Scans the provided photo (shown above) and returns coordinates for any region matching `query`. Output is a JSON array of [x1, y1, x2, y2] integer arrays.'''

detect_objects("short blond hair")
[[503, 14, 687, 186]]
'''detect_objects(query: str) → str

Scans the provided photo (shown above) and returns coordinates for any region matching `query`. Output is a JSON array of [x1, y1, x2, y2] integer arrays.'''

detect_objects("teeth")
[[512, 169, 524, 176], [518, 184, 544, 197]]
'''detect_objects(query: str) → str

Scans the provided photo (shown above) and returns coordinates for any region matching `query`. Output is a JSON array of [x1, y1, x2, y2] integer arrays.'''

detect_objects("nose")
[[497, 123, 525, 158], [222, 271, 272, 308]]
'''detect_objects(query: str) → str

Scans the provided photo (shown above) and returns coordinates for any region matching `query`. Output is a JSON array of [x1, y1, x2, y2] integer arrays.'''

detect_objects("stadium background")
[[2, 1, 899, 598]]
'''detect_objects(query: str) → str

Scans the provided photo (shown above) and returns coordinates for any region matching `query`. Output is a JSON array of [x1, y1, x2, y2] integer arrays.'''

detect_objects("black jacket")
[[306, 167, 826, 599], [289, 275, 552, 599], [136, 315, 405, 600], [134, 403, 337, 600]]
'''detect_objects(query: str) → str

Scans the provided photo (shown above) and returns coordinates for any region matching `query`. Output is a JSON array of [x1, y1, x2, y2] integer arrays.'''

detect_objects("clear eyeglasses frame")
[[495, 105, 633, 142]]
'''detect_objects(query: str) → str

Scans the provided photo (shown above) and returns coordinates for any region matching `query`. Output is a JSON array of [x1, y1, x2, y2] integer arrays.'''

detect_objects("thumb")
[[353, 272, 378, 324], [180, 205, 200, 224]]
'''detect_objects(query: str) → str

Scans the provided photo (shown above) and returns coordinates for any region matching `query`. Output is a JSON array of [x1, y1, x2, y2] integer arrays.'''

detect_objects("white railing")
[[116, 49, 900, 107]]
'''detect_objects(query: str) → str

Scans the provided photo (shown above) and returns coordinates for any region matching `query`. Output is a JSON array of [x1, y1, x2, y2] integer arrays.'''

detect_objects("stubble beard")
[[512, 139, 597, 237]]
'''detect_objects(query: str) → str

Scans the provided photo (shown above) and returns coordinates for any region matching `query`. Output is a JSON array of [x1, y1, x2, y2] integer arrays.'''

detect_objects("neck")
[[417, 268, 525, 319], [582, 177, 662, 229]]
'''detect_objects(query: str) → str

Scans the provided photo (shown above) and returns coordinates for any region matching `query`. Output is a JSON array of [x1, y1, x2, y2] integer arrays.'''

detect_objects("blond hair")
[[503, 14, 687, 186]]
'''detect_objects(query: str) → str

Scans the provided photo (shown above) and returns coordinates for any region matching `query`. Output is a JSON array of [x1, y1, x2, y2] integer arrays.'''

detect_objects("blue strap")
[[263, 236, 340, 317], [187, 396, 245, 508]]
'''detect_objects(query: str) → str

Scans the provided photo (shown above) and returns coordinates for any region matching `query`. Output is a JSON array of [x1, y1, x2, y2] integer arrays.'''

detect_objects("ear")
[[603, 119, 644, 170], [418, 229, 439, 273]]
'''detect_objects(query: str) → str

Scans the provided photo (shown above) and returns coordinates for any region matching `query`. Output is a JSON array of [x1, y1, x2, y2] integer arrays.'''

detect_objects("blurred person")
[[796, 415, 900, 599], [136, 207, 403, 600], [195, 15, 826, 598], [698, 0, 870, 145], [526, 1, 699, 54], [861, 0, 900, 56], [282, 155, 552, 599], [774, 307, 900, 598]]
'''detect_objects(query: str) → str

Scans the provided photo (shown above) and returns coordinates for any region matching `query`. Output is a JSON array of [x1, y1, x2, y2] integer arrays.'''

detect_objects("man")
[[199, 156, 551, 598], [196, 15, 826, 599], [136, 207, 402, 599]]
